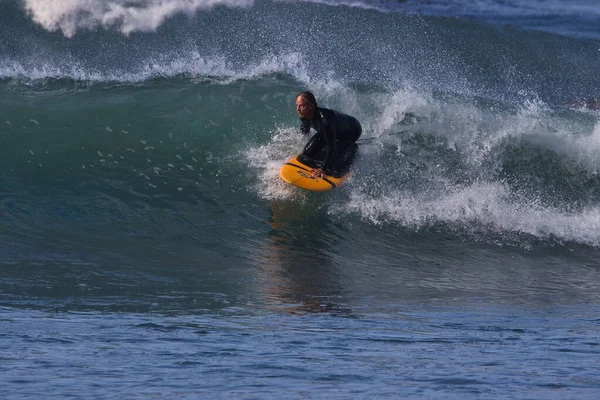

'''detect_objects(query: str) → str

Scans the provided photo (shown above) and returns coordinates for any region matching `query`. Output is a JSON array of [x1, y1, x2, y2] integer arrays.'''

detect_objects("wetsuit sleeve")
[[300, 118, 311, 135], [320, 112, 337, 171]]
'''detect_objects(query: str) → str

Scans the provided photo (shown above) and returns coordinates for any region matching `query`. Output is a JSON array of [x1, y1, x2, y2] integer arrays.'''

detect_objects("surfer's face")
[[296, 96, 314, 119]]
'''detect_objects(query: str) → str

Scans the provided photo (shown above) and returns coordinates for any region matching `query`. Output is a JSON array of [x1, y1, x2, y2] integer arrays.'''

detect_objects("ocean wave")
[[3, 1, 600, 251], [1, 0, 599, 104], [20, 0, 600, 38], [0, 52, 310, 83], [23, 0, 255, 37], [341, 182, 600, 247], [244, 84, 600, 247]]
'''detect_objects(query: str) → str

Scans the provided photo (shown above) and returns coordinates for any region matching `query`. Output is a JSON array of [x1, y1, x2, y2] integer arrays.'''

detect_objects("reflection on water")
[[250, 199, 347, 314], [249, 200, 600, 313], [238, 194, 600, 320]]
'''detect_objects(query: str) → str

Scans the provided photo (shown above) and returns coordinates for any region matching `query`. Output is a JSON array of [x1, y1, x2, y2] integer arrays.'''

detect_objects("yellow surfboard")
[[279, 154, 351, 192]]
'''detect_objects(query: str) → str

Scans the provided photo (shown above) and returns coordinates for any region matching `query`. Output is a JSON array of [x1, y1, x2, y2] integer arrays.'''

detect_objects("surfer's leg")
[[333, 122, 361, 161], [332, 139, 353, 163], [330, 135, 360, 174], [348, 123, 362, 142]]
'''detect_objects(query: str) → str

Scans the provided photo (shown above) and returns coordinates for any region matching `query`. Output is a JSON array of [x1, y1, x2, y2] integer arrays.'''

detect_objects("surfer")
[[295, 91, 362, 178]]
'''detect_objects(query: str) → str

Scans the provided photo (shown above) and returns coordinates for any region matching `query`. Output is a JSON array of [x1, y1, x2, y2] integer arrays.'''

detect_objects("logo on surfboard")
[[297, 170, 318, 180]]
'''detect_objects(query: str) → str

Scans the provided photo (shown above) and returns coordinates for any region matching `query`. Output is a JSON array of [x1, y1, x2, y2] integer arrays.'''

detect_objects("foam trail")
[[343, 183, 600, 247], [24, 0, 255, 37], [496, 101, 600, 172], [245, 127, 305, 201]]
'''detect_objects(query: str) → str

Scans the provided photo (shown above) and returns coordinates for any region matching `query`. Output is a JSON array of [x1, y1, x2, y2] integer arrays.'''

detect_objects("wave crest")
[[24, 0, 255, 37], [0, 51, 308, 83]]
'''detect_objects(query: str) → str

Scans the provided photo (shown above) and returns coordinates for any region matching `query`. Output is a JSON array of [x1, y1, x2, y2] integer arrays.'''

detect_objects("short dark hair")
[[296, 91, 317, 108]]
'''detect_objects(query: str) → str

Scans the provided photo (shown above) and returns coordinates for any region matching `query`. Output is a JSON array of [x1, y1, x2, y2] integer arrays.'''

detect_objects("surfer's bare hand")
[[311, 168, 324, 178]]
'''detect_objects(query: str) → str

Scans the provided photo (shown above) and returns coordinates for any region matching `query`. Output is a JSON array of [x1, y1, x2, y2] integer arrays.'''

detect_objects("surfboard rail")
[[279, 155, 351, 192]]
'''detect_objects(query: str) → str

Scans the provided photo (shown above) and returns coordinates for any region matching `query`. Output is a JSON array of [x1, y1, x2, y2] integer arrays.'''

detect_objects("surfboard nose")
[[280, 168, 304, 184]]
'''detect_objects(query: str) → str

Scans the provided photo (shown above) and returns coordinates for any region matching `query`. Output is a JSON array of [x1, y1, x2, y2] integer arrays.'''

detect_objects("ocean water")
[[2, 0, 600, 398]]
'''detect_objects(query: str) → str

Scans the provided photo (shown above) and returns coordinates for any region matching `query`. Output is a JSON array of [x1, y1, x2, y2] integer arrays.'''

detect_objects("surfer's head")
[[296, 91, 317, 119]]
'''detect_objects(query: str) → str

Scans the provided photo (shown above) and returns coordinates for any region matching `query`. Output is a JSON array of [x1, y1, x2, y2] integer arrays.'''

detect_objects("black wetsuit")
[[300, 107, 362, 172]]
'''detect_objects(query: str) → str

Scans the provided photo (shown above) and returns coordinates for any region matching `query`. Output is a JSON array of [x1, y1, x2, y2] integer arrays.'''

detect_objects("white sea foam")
[[245, 127, 306, 201], [0, 51, 310, 83], [0, 60, 103, 81], [22, 0, 389, 38], [24, 0, 255, 37], [541, 118, 600, 173], [337, 181, 600, 247], [367, 92, 600, 173], [367, 89, 431, 136], [490, 100, 600, 172], [20, 0, 600, 44]]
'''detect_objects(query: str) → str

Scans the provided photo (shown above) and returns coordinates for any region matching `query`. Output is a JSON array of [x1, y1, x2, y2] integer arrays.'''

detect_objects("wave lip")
[[23, 0, 256, 37], [346, 182, 600, 248], [15, 0, 600, 41], [0, 52, 309, 83]]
